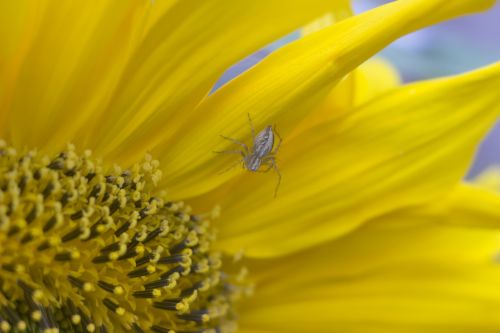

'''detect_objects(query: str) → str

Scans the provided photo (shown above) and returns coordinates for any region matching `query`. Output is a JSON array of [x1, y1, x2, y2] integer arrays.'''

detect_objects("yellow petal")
[[473, 167, 500, 191], [0, 0, 352, 157], [157, 0, 495, 198], [423, 183, 500, 229], [290, 57, 401, 138], [213, 62, 500, 257], [240, 219, 500, 333], [90, 0, 352, 162], [0, 1, 151, 152], [352, 57, 402, 106], [0, 1, 38, 130]]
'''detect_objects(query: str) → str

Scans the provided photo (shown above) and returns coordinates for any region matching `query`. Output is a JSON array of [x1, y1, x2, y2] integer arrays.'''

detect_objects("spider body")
[[244, 125, 274, 171], [216, 115, 282, 197], [244, 153, 263, 172]]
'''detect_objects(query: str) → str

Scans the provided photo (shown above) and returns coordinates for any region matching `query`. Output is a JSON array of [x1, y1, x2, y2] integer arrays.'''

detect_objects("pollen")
[[0, 142, 245, 333]]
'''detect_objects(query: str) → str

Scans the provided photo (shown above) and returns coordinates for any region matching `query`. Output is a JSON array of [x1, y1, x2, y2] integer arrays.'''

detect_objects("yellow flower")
[[1, 0, 500, 333]]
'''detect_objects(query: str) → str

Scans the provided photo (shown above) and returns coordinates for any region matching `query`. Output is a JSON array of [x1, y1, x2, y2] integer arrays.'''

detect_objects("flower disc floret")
[[0, 141, 243, 333]]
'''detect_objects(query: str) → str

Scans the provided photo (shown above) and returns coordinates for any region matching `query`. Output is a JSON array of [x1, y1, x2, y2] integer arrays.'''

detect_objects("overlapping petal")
[[157, 0, 495, 198], [211, 62, 500, 257], [86, 0, 352, 161], [291, 57, 402, 137], [238, 203, 500, 333], [422, 183, 500, 229], [0, 0, 352, 157], [473, 167, 500, 191], [352, 57, 402, 106]]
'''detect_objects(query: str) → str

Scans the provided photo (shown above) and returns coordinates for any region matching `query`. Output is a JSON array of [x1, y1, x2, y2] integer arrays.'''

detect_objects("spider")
[[216, 113, 282, 197]]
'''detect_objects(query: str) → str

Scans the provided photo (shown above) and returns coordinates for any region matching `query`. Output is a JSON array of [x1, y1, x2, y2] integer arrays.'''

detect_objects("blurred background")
[[214, 0, 500, 178]]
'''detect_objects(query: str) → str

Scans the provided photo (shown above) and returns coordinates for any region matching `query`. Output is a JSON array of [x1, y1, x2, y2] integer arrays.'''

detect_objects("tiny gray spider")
[[215, 113, 282, 197]]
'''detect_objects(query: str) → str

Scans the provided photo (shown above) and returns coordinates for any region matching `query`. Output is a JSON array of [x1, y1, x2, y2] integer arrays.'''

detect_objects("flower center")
[[0, 142, 244, 333]]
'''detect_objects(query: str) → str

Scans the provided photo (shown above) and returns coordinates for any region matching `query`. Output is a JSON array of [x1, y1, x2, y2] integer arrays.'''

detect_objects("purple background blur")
[[214, 0, 500, 178]]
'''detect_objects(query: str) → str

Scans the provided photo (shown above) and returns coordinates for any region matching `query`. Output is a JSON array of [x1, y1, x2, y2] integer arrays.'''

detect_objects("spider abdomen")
[[252, 126, 275, 158], [244, 154, 262, 171]]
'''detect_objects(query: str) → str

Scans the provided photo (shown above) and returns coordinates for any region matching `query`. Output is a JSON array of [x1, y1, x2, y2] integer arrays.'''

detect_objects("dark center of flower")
[[0, 141, 246, 333]]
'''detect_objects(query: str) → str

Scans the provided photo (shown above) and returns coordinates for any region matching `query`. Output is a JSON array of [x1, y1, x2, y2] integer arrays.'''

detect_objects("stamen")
[[97, 280, 123, 295], [132, 323, 145, 333], [157, 254, 189, 265], [61, 227, 83, 242], [152, 300, 184, 311], [54, 250, 79, 261], [102, 298, 125, 315], [150, 325, 175, 333], [132, 289, 161, 299], [127, 265, 156, 278], [178, 310, 210, 324], [0, 143, 244, 333]]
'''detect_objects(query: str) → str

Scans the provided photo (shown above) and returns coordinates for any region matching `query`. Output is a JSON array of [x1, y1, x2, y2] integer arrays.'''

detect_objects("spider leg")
[[220, 135, 249, 154], [247, 113, 256, 141], [271, 160, 281, 198], [261, 157, 281, 198], [255, 163, 273, 173], [272, 125, 282, 154], [261, 156, 276, 162], [218, 158, 244, 175], [213, 149, 245, 158]]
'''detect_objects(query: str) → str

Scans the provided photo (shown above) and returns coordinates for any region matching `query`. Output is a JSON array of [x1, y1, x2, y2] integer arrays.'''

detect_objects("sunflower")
[[1, 0, 500, 333]]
